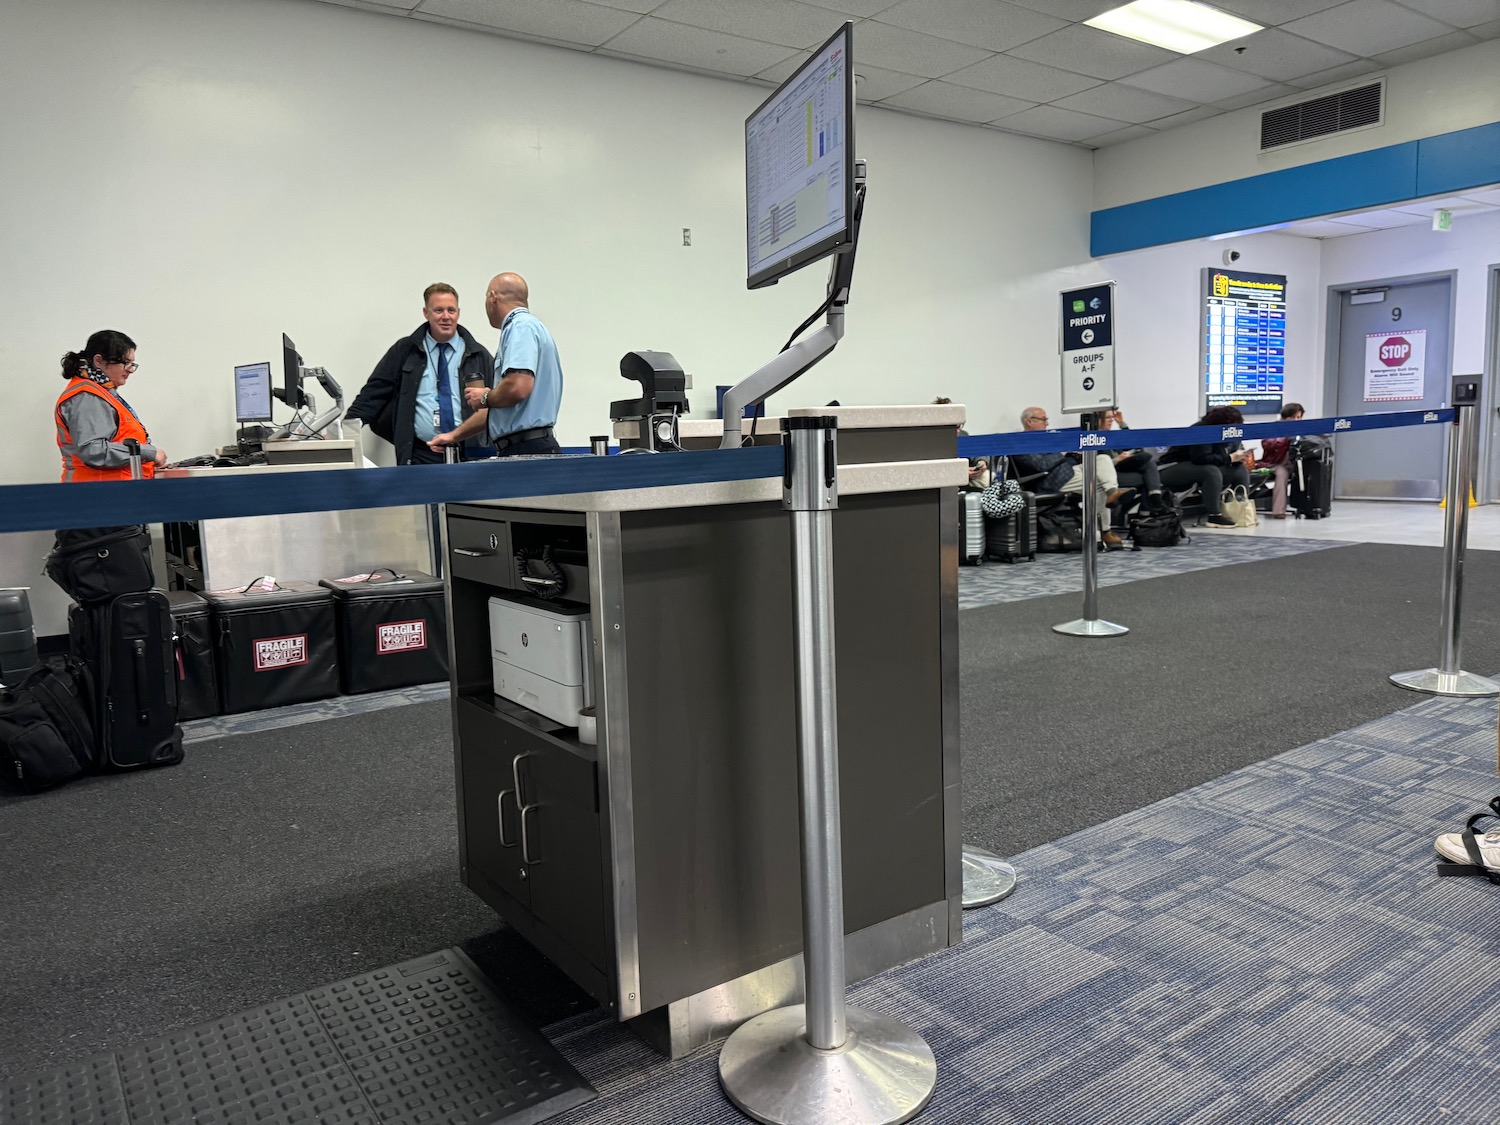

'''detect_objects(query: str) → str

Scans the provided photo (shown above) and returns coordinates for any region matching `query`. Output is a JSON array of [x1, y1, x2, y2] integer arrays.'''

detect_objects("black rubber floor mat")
[[0, 948, 595, 1125]]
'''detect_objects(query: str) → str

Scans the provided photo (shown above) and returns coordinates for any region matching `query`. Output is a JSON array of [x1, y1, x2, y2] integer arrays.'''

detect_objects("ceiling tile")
[[1284, 59, 1381, 87], [875, 0, 1067, 53], [1002, 0, 1124, 21], [878, 80, 1037, 121], [794, 0, 901, 13], [1052, 81, 1198, 121], [1085, 123, 1159, 146], [1195, 29, 1359, 81], [1204, 0, 1346, 22], [651, 0, 844, 49], [1282, 0, 1458, 56], [571, 0, 663, 10], [598, 16, 797, 73], [326, 0, 424, 13], [1392, 194, 1497, 215], [1394, 0, 1500, 28], [1213, 81, 1299, 108], [1121, 57, 1273, 101], [1288, 218, 1381, 235], [1373, 28, 1480, 64], [851, 19, 995, 75], [1006, 24, 1178, 79], [754, 57, 922, 100], [998, 103, 1130, 140], [1471, 17, 1500, 35], [1459, 186, 1500, 205], [415, 0, 640, 43], [943, 53, 1103, 100], [1340, 208, 1431, 227], [1145, 104, 1223, 127]]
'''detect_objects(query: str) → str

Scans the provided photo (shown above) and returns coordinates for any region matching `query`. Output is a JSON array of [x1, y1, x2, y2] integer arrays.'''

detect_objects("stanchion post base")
[[719, 1005, 936, 1125], [1389, 668, 1500, 697], [1053, 618, 1129, 637], [962, 845, 1017, 908]]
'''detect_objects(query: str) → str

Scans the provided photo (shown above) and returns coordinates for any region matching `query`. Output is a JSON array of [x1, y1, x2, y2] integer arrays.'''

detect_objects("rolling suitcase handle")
[[132, 638, 150, 724], [123, 438, 144, 481]]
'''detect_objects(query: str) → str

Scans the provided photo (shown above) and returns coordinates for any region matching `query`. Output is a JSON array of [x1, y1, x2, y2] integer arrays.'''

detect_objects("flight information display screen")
[[1203, 268, 1286, 415], [745, 24, 853, 290]]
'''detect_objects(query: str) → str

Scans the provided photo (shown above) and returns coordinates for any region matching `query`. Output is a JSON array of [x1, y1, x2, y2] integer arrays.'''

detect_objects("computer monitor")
[[276, 333, 306, 411], [745, 22, 855, 291], [233, 361, 274, 423]]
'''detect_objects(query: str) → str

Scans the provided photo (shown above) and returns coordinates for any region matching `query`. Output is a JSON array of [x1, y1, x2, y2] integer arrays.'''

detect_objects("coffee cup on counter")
[[577, 705, 597, 745]]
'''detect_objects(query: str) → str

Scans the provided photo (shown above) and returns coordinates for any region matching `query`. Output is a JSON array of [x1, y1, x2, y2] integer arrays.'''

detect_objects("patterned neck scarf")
[[81, 361, 114, 389]]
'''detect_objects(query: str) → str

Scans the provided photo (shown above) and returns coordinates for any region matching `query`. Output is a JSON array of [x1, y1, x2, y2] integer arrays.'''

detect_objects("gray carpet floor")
[[2, 540, 1497, 1113]]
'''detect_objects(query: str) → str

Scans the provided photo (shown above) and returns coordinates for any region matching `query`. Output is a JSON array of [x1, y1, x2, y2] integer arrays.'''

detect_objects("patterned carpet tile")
[[959, 535, 1353, 609], [542, 692, 1500, 1125]]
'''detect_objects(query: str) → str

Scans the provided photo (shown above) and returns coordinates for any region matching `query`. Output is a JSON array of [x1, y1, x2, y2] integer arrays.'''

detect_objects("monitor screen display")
[[281, 333, 305, 411], [234, 361, 274, 423], [745, 23, 854, 290]]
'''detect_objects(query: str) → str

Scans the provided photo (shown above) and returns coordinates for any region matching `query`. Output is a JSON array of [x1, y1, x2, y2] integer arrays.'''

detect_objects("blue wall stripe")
[[1089, 119, 1500, 257]]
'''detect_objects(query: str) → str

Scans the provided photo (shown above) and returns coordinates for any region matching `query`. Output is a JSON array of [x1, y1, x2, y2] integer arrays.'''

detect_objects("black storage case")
[[167, 590, 220, 720], [319, 570, 448, 694], [203, 580, 338, 714]]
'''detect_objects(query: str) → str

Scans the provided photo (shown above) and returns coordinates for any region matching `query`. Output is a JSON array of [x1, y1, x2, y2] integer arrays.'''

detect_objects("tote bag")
[[1220, 486, 1258, 528]]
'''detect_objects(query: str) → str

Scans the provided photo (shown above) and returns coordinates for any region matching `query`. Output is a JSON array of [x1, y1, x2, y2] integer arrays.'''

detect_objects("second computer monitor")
[[280, 333, 306, 411], [234, 361, 274, 423]]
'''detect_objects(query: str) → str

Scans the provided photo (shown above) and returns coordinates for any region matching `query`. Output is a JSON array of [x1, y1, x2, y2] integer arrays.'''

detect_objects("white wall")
[[1093, 38, 1500, 211], [0, 0, 1093, 491]]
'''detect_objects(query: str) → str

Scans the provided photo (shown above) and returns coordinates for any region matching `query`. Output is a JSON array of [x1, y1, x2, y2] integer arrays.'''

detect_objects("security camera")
[[1222, 249, 1242, 265]]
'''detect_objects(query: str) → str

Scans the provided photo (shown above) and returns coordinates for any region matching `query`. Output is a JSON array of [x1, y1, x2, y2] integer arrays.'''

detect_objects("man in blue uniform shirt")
[[432, 272, 563, 457], [343, 283, 494, 464]]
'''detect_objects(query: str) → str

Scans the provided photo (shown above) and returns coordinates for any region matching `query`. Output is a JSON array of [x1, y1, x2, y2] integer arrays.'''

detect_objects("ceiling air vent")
[[1260, 81, 1383, 150]]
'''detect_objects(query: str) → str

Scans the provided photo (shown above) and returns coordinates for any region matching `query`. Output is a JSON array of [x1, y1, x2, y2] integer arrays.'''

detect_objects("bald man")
[[432, 272, 564, 457]]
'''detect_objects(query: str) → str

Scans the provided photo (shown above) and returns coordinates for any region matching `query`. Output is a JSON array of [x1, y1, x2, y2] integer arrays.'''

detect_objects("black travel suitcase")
[[167, 591, 220, 720], [1291, 441, 1334, 519], [318, 569, 449, 694], [68, 591, 185, 771], [984, 490, 1037, 563], [960, 493, 985, 566], [204, 580, 339, 714]]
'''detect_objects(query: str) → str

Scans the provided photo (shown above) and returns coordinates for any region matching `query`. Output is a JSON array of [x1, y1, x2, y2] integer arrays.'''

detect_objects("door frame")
[[1481, 263, 1500, 504], [1322, 269, 1459, 499]]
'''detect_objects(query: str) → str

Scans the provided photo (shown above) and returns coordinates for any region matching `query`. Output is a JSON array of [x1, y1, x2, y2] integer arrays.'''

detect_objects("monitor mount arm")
[[719, 160, 866, 450], [301, 366, 345, 438]]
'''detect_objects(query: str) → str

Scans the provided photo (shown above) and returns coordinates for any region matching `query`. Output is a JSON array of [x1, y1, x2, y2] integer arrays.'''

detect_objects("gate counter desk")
[[442, 404, 967, 1058]]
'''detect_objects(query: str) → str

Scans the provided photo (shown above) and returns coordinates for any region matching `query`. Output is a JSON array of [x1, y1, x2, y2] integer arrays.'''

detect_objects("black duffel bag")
[[43, 525, 155, 605], [0, 659, 96, 793], [1037, 507, 1085, 553]]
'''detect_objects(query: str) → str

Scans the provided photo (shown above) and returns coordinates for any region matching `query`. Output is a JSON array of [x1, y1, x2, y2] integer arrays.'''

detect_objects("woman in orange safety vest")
[[55, 330, 168, 481]]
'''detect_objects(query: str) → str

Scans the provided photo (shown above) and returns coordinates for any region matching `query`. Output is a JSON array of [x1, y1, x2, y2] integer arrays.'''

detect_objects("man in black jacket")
[[343, 284, 495, 464]]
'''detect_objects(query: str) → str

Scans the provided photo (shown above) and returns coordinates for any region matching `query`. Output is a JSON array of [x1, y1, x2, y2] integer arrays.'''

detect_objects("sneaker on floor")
[[1204, 514, 1236, 528], [1435, 828, 1500, 872]]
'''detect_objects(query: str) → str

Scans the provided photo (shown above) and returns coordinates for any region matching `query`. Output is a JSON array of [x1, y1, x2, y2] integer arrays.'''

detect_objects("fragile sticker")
[[254, 634, 308, 671]]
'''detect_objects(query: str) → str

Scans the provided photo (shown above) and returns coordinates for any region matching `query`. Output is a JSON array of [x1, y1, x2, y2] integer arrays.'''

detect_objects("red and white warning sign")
[[1364, 330, 1426, 402], [254, 634, 308, 671], [376, 620, 427, 654]]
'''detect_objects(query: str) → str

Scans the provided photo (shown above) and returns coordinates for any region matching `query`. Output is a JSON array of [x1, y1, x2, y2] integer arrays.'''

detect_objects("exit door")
[[1331, 277, 1453, 500]]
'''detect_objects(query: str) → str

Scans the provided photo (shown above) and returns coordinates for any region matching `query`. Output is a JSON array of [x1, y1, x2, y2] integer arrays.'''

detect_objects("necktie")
[[436, 343, 455, 432]]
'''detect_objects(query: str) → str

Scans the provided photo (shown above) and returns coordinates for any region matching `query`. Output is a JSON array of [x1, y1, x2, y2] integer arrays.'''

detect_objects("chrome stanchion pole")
[[428, 445, 459, 579], [961, 845, 1017, 907], [1055, 420, 1128, 637], [719, 417, 936, 1125], [1391, 382, 1499, 696]]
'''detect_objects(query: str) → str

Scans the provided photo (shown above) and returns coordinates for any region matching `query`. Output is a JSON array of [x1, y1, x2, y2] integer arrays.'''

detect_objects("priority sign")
[[1060, 282, 1116, 414]]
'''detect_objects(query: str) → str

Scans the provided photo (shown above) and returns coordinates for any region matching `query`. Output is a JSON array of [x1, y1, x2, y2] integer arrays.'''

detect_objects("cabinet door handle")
[[496, 790, 517, 847], [453, 547, 495, 557], [511, 752, 535, 807], [519, 802, 539, 865]]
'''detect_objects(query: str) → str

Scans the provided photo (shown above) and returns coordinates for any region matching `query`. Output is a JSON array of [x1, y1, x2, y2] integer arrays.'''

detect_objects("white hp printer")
[[487, 596, 592, 726]]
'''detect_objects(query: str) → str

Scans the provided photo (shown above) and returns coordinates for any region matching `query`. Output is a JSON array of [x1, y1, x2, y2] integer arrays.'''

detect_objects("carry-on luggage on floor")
[[319, 569, 448, 694], [69, 590, 185, 771], [960, 492, 985, 566], [984, 490, 1037, 563], [167, 590, 220, 720], [1291, 438, 1334, 520]]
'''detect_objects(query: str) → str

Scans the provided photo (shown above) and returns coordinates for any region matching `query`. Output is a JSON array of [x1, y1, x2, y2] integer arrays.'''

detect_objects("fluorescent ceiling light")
[[1085, 0, 1262, 54]]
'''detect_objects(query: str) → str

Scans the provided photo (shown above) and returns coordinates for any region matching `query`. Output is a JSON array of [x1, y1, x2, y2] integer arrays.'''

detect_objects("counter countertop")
[[613, 403, 965, 441]]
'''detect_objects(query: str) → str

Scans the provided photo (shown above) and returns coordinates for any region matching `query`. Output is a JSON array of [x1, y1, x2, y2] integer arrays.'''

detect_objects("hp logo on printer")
[[521, 633, 529, 647]]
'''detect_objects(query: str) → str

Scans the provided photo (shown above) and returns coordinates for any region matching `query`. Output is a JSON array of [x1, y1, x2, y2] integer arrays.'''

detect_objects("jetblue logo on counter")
[[1423, 412, 1439, 422], [254, 634, 307, 672], [376, 620, 426, 655], [1221, 426, 1243, 439], [1334, 418, 1352, 431], [1079, 433, 1107, 448]]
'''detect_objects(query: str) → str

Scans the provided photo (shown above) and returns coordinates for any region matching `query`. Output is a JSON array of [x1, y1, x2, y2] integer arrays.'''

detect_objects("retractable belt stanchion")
[[1390, 379, 1499, 697], [1054, 414, 1128, 638], [427, 445, 460, 579], [719, 417, 937, 1125]]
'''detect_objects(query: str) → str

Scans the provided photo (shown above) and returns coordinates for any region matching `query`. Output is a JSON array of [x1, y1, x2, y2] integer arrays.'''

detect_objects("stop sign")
[[1379, 336, 1411, 366]]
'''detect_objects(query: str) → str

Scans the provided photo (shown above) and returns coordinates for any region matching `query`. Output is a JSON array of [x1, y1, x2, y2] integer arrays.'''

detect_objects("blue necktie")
[[436, 343, 455, 432]]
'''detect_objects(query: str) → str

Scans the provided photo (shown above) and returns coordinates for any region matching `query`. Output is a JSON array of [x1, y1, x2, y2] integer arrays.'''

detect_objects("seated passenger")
[[1158, 405, 1253, 528], [1100, 407, 1166, 511], [934, 396, 989, 489], [1256, 402, 1305, 519], [1014, 406, 1125, 548]]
